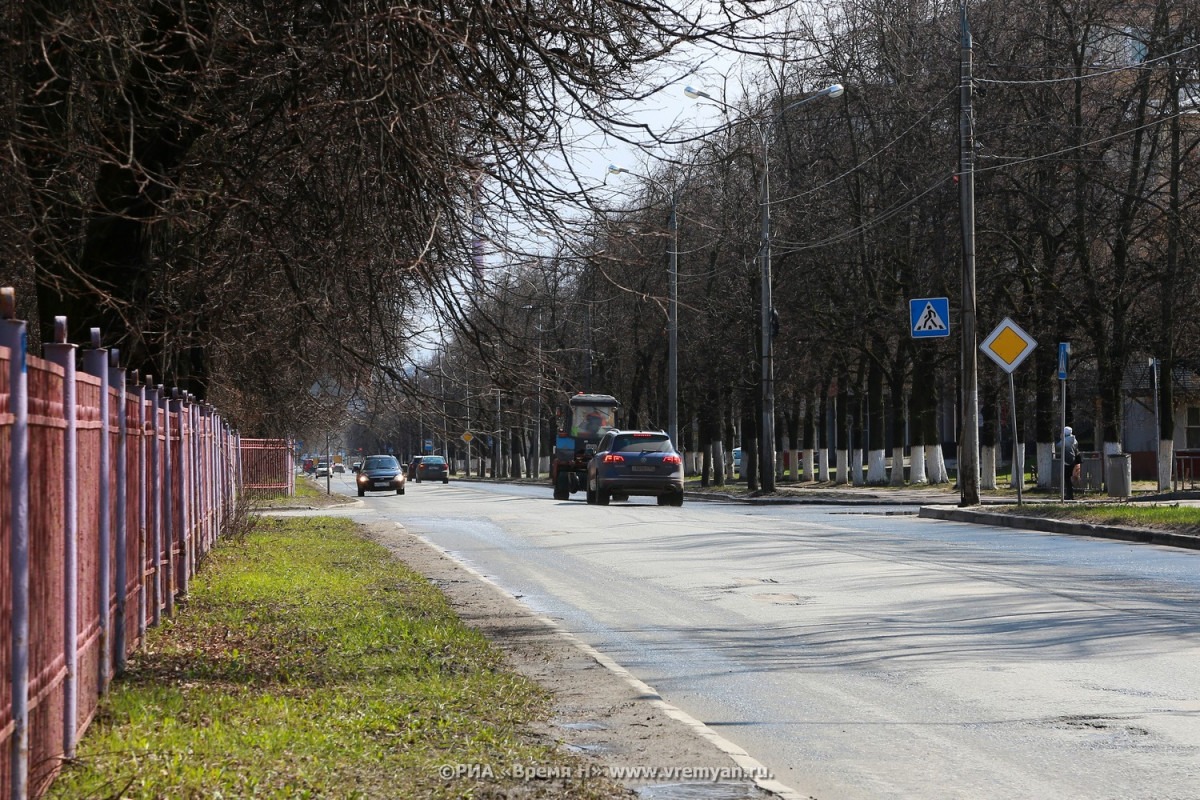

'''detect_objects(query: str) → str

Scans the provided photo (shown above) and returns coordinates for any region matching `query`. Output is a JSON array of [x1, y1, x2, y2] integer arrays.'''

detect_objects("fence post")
[[133, 373, 147, 640], [202, 406, 213, 551], [160, 385, 174, 618], [42, 318, 79, 758], [170, 391, 188, 598], [218, 417, 229, 536], [3, 288, 30, 800], [82, 330, 112, 692], [147, 378, 162, 627], [108, 351, 128, 676]]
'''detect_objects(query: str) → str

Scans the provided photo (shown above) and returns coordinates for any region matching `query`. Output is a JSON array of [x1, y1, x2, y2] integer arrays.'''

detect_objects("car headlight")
[[357, 474, 368, 483]]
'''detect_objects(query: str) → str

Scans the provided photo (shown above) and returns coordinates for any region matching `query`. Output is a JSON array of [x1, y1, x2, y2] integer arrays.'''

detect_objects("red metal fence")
[[241, 437, 295, 498], [1, 292, 293, 800]]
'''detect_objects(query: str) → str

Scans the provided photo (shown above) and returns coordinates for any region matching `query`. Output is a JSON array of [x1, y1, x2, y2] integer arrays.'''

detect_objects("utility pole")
[[958, 0, 981, 506]]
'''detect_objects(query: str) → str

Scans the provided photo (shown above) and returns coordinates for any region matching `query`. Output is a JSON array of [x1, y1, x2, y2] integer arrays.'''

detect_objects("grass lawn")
[[997, 502, 1200, 535], [51, 515, 621, 799]]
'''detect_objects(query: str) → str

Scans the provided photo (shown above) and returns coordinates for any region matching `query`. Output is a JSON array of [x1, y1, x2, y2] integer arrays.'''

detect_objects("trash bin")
[[1107, 453, 1132, 497], [1080, 452, 1104, 492]]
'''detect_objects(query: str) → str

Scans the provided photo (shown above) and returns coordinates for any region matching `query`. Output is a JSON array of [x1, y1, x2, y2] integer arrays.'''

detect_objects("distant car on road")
[[586, 430, 683, 506], [356, 454, 405, 496], [415, 455, 449, 483], [406, 456, 423, 480], [313, 460, 330, 478], [332, 462, 346, 474]]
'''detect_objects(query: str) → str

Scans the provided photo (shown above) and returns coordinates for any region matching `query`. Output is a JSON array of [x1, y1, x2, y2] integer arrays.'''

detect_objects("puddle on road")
[[828, 510, 919, 516]]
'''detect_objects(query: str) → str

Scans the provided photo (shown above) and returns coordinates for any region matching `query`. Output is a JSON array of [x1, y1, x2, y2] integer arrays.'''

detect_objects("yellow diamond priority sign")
[[460, 432, 475, 443], [980, 317, 1037, 373]]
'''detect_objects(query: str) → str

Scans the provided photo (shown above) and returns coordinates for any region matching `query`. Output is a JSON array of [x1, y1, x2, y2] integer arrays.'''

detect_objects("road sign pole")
[[1009, 371, 1022, 506], [980, 319, 1038, 506]]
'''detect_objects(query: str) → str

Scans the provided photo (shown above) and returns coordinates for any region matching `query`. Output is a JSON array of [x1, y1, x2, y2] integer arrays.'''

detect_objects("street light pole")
[[958, 1, 981, 506], [607, 165, 682, 447], [687, 82, 843, 493]]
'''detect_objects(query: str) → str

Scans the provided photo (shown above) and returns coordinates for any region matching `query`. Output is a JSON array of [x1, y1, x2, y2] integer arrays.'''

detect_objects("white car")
[[732, 447, 741, 474]]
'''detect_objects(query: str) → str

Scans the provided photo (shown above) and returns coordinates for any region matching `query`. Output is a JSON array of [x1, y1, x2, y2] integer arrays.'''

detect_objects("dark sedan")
[[586, 430, 683, 506], [356, 454, 405, 496], [414, 455, 450, 483]]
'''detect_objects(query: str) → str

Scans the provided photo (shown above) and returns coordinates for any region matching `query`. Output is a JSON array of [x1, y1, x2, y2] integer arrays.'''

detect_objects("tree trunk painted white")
[[890, 446, 906, 486], [713, 440, 726, 486], [1036, 442, 1052, 488], [802, 448, 815, 483], [1158, 438, 1174, 491], [926, 444, 948, 484], [910, 446, 927, 484], [851, 449, 865, 485], [981, 445, 997, 490], [835, 449, 848, 484], [789, 448, 801, 481], [818, 448, 831, 482], [867, 449, 887, 484]]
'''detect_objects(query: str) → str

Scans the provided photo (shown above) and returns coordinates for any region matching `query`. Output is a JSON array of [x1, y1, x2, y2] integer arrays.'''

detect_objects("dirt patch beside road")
[[361, 520, 789, 800]]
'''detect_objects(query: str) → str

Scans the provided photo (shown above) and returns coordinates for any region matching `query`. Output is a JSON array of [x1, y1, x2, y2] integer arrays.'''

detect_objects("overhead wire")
[[974, 40, 1200, 87]]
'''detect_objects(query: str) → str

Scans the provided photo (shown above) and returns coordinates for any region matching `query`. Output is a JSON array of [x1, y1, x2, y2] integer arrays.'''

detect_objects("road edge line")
[[397, 522, 814, 800]]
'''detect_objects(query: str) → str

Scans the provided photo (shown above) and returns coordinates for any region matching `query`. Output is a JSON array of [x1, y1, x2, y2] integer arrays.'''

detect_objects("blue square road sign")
[[910, 297, 951, 338]]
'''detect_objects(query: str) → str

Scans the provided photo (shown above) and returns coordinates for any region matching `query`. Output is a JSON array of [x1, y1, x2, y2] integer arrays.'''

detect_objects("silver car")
[[586, 430, 684, 506]]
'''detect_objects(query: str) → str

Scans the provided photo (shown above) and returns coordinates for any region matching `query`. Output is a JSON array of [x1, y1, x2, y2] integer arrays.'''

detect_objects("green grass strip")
[[1004, 502, 1200, 534], [52, 516, 617, 799]]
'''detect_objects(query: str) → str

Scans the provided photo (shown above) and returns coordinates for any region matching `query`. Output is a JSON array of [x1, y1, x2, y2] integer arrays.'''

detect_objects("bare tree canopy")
[[1, 0, 776, 435]]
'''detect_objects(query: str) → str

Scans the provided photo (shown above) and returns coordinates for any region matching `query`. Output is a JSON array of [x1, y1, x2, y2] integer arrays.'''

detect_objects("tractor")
[[552, 393, 620, 500]]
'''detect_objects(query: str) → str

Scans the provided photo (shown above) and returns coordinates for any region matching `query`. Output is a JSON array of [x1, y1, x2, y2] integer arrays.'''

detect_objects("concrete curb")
[[918, 505, 1200, 550]]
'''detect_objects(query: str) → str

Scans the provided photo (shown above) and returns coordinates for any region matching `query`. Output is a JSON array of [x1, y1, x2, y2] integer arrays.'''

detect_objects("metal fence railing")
[[241, 438, 296, 498], [1, 288, 293, 800]]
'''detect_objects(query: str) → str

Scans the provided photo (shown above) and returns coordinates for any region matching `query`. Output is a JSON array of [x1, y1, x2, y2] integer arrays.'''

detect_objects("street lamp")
[[686, 82, 843, 492], [606, 164, 682, 448]]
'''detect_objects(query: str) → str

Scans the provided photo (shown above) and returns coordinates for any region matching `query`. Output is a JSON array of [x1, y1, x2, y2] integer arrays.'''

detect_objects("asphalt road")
[[301, 475, 1200, 799]]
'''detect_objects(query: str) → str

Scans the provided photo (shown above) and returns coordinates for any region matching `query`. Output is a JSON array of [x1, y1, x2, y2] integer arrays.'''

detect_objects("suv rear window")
[[611, 434, 673, 453]]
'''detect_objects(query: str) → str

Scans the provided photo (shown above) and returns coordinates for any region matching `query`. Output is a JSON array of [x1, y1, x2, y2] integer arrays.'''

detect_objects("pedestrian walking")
[[1062, 426, 1081, 500]]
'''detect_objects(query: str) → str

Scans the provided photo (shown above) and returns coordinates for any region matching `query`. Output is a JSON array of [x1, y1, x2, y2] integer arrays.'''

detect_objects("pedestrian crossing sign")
[[909, 297, 950, 338]]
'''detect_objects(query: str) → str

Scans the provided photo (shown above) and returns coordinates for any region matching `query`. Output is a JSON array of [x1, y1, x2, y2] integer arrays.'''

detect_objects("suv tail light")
[[603, 454, 625, 463], [662, 455, 681, 465]]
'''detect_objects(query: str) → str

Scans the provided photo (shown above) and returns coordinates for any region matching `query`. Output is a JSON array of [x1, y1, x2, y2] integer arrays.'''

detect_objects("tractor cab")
[[552, 393, 620, 499]]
